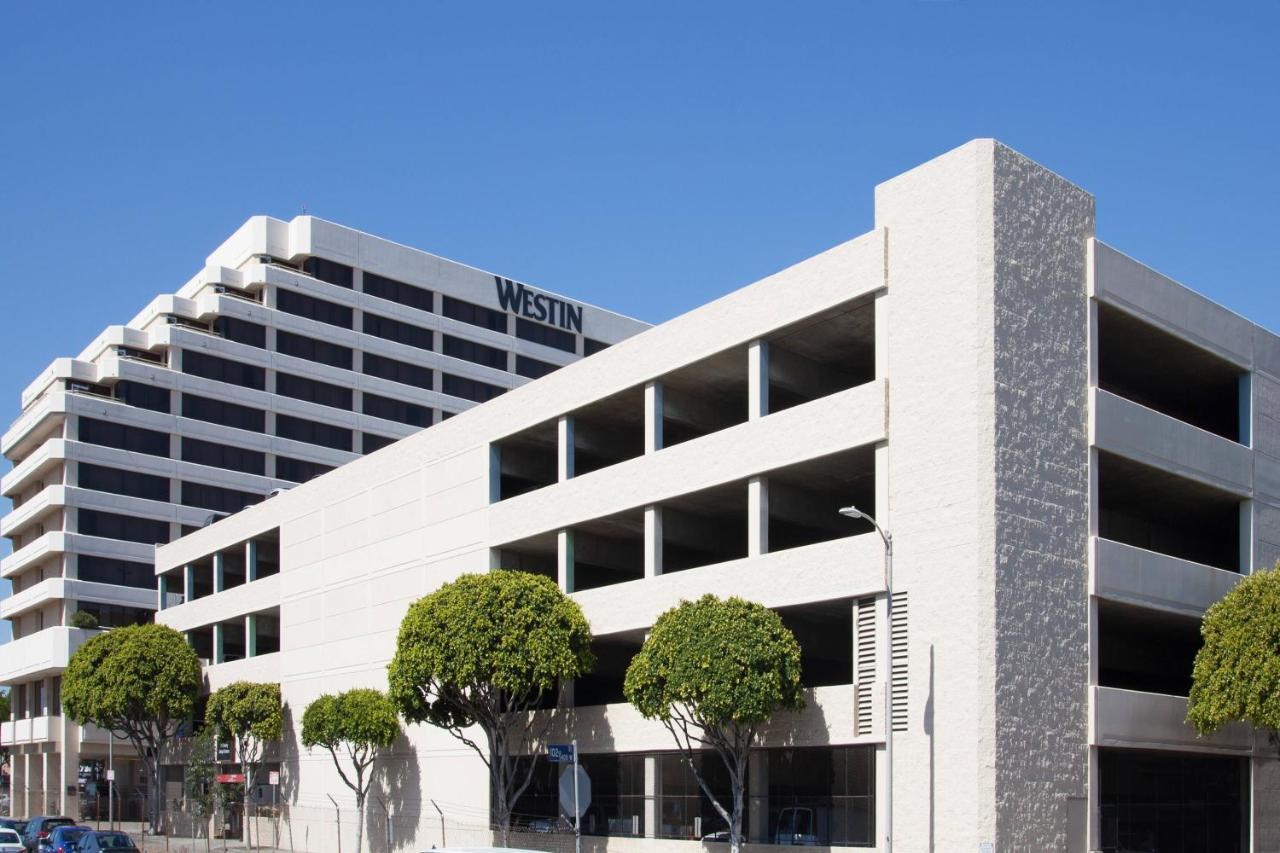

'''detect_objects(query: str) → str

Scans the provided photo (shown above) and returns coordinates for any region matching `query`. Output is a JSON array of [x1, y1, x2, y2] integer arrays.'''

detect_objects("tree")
[[185, 726, 219, 853], [301, 689, 400, 853], [69, 610, 99, 630], [206, 682, 282, 850], [624, 595, 804, 853], [387, 571, 594, 845], [62, 623, 202, 831], [1189, 566, 1280, 746]]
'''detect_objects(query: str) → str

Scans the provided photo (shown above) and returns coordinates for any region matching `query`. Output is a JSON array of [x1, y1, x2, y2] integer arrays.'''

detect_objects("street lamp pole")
[[839, 505, 893, 853]]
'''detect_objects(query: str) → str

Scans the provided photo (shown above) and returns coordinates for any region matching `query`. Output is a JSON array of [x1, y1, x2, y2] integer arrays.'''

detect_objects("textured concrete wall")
[[990, 144, 1094, 851]]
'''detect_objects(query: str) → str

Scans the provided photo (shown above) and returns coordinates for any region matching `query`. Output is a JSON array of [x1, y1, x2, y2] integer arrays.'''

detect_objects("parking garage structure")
[[151, 141, 1280, 852]]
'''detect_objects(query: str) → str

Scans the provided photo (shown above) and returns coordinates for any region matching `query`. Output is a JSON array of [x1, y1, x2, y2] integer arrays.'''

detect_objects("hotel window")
[[363, 272, 433, 313], [362, 352, 433, 390], [180, 482, 264, 514], [78, 417, 169, 457], [363, 392, 432, 428], [276, 288, 354, 329], [78, 509, 171, 544], [442, 295, 507, 332], [584, 338, 610, 356], [275, 372, 353, 410], [115, 381, 171, 413], [182, 394, 266, 432], [77, 463, 169, 502], [363, 312, 433, 351], [181, 350, 266, 390], [77, 555, 158, 590], [443, 334, 508, 370], [181, 437, 266, 475], [275, 330, 354, 370], [214, 316, 267, 349], [516, 318, 575, 353], [77, 603, 152, 629], [516, 355, 559, 379], [361, 432, 395, 453], [442, 373, 504, 403], [302, 257, 354, 288], [276, 414, 352, 452], [275, 456, 334, 484]]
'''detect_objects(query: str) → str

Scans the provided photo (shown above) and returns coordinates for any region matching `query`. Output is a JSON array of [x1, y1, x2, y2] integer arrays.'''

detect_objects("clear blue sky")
[[0, 2, 1276, 619]]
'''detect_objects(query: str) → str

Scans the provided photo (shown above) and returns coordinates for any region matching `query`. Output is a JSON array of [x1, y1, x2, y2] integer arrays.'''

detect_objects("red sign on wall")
[[215, 773, 246, 784]]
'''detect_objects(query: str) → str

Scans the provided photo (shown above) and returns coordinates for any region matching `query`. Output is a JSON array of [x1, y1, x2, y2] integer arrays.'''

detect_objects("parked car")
[[0, 828, 25, 853], [0, 823, 25, 839], [21, 818, 74, 853], [69, 833, 137, 853], [46, 827, 88, 853]]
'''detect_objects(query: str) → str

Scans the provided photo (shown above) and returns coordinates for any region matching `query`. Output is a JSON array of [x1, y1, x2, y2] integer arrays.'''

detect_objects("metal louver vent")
[[855, 596, 877, 735], [891, 591, 909, 732]]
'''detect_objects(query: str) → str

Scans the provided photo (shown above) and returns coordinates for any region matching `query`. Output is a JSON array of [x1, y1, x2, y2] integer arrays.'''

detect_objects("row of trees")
[[61, 570, 802, 853]]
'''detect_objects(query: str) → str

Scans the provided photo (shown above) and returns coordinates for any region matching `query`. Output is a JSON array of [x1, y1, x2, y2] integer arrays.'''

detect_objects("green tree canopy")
[[207, 681, 282, 849], [62, 623, 202, 829], [1189, 567, 1280, 744], [387, 570, 594, 844], [624, 595, 804, 853], [69, 609, 99, 630], [301, 689, 400, 853]]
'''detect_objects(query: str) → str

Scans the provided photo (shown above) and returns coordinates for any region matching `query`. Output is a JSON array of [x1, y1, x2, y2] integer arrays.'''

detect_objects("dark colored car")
[[70, 833, 137, 853], [21, 818, 74, 853], [46, 827, 88, 853]]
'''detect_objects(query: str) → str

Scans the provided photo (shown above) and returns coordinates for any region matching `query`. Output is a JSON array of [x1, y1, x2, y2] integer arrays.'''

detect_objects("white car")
[[0, 828, 24, 853]]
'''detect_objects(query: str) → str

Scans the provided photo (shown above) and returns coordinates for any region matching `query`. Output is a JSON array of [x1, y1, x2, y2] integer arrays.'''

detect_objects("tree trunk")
[[354, 793, 365, 853], [730, 774, 745, 853]]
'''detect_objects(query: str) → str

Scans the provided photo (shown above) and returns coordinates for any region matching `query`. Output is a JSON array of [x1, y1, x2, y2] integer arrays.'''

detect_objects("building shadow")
[[368, 733, 421, 853]]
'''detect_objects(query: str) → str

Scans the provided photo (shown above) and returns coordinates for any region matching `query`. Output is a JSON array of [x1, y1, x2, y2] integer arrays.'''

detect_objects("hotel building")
[[120, 139, 1280, 850], [0, 217, 646, 817]]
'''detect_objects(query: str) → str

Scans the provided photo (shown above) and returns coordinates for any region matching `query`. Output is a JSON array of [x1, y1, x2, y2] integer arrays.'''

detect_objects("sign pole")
[[572, 739, 581, 853], [108, 734, 114, 831]]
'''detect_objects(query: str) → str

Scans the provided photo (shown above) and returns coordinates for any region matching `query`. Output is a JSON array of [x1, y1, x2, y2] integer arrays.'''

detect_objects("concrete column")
[[214, 552, 225, 593], [158, 574, 168, 611], [748, 476, 768, 557], [214, 623, 225, 665], [644, 506, 663, 578], [57, 732, 73, 815], [41, 752, 49, 816], [12, 751, 24, 818], [874, 293, 889, 382], [1240, 372, 1253, 447], [644, 381, 663, 454], [748, 340, 769, 419], [557, 530, 574, 594], [246, 614, 257, 658], [874, 443, 890, 529], [748, 751, 769, 842], [1240, 499, 1255, 574], [246, 538, 259, 582], [643, 754, 660, 839], [184, 564, 195, 602], [558, 416, 575, 482]]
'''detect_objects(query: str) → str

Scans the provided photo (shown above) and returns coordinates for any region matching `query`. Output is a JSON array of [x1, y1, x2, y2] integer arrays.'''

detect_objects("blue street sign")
[[548, 743, 575, 763]]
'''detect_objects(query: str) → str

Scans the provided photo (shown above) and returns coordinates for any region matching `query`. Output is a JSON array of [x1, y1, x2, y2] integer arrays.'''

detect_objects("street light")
[[839, 505, 893, 853]]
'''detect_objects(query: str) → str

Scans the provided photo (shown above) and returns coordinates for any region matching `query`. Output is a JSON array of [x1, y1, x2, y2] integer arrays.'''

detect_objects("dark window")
[[78, 417, 169, 457], [363, 312, 433, 351], [78, 509, 170, 544], [443, 335, 507, 370], [77, 603, 152, 628], [181, 437, 265, 476], [584, 337, 610, 356], [77, 463, 169, 502], [442, 373, 504, 403], [302, 257, 354, 288], [440, 410, 455, 420], [516, 317, 576, 353], [182, 394, 265, 432], [77, 555, 157, 590], [276, 414, 352, 451], [275, 330, 353, 370], [363, 393, 432, 428], [362, 352, 432, 390], [180, 482, 264, 514], [114, 381, 171, 413], [275, 288, 353, 329], [181, 350, 266, 390], [275, 372, 353, 410], [516, 355, 559, 379], [213, 316, 267, 349], [361, 433, 395, 453], [442, 295, 506, 332], [275, 456, 334, 484], [363, 272, 433, 313]]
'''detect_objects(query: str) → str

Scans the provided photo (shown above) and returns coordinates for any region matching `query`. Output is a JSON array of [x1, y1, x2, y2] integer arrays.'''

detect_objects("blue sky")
[[0, 2, 1276, 620]]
